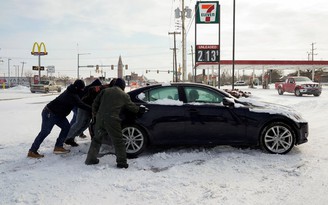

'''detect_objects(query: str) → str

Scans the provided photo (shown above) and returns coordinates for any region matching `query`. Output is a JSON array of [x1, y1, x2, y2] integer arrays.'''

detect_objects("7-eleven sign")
[[196, 1, 219, 24]]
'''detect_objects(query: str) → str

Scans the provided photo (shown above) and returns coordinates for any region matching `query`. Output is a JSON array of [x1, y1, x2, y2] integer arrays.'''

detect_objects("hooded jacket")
[[46, 84, 91, 117]]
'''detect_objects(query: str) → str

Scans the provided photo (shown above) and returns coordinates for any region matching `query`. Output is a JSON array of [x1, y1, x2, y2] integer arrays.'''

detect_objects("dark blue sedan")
[[108, 83, 308, 157]]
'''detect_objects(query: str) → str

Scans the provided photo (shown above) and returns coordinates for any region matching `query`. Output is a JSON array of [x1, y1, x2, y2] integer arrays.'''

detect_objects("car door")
[[138, 86, 186, 144], [183, 86, 247, 144]]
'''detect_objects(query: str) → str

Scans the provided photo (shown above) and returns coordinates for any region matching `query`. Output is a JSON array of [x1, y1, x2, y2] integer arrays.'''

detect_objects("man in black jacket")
[[27, 80, 92, 158]]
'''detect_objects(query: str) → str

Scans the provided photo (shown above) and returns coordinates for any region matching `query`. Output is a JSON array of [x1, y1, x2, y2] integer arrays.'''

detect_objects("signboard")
[[31, 42, 48, 56], [196, 45, 219, 62], [196, 1, 220, 24], [32, 66, 45, 71], [47, 66, 55, 73]]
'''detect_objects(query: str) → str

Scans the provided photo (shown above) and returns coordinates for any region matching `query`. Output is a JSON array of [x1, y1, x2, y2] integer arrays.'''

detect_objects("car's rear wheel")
[[122, 124, 148, 158], [278, 88, 284, 95], [294, 88, 302, 96], [260, 122, 295, 154]]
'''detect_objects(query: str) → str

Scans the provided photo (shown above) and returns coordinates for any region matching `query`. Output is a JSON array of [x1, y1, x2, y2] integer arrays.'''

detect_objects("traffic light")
[[125, 65, 128, 70], [146, 70, 148, 73], [96, 65, 99, 73], [157, 70, 159, 74], [111, 65, 114, 70], [168, 70, 170, 74]]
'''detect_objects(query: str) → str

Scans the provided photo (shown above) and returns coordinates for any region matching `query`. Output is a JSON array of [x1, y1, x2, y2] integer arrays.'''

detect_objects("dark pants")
[[66, 108, 92, 140], [86, 117, 127, 165], [29, 107, 70, 152]]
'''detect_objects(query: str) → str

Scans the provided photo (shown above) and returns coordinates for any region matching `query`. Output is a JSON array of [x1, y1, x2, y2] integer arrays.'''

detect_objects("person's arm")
[[73, 94, 92, 112], [123, 93, 139, 114], [92, 89, 104, 116]]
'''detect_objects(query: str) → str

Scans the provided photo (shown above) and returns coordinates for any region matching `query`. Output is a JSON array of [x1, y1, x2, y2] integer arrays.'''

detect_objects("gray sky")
[[0, 0, 327, 82]]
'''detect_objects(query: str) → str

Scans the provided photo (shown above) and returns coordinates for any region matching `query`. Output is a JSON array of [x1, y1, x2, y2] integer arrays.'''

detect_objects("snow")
[[1, 85, 328, 205]]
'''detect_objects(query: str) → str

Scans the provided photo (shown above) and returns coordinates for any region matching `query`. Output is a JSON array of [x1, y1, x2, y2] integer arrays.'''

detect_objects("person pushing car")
[[85, 78, 146, 168]]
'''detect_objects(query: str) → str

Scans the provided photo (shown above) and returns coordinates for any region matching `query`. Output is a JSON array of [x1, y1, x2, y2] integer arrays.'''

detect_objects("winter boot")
[[117, 163, 129, 169], [53, 147, 70, 154], [79, 133, 87, 139], [27, 150, 44, 158], [65, 138, 79, 147], [85, 141, 101, 165]]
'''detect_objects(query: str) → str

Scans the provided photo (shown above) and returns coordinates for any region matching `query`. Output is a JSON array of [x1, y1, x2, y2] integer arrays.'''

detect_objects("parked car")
[[275, 76, 322, 96], [30, 80, 61, 93], [97, 83, 308, 157]]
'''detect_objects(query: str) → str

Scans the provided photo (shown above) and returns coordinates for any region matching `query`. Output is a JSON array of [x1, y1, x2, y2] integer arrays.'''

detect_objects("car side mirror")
[[223, 98, 234, 108]]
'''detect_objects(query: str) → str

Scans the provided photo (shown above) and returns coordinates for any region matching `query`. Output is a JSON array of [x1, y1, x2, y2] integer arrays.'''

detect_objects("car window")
[[139, 86, 179, 102], [184, 87, 223, 103]]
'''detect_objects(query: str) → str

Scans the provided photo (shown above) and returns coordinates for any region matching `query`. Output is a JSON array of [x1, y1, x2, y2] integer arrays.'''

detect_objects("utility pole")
[[310, 42, 317, 61], [181, 0, 186, 81], [310, 42, 318, 81], [169, 31, 181, 82], [174, 1, 191, 82], [21, 61, 26, 78], [232, 0, 236, 90], [189, 45, 195, 82]]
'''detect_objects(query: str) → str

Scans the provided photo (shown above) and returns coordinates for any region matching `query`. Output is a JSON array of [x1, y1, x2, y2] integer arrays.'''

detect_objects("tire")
[[122, 124, 148, 158], [313, 93, 320, 97], [278, 88, 284, 95], [294, 88, 302, 96], [260, 122, 295, 154], [57, 88, 61, 92], [45, 88, 49, 93]]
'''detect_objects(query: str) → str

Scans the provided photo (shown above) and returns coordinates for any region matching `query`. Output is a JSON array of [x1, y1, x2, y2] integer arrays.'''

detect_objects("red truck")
[[275, 76, 322, 96]]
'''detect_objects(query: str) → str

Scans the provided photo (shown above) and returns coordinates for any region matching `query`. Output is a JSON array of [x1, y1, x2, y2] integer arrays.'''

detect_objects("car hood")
[[235, 98, 307, 123]]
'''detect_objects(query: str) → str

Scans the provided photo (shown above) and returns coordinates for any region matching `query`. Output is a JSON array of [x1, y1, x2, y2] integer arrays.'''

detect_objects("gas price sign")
[[196, 45, 219, 63]]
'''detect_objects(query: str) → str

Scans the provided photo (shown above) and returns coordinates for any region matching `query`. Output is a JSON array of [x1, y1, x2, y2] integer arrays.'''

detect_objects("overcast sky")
[[0, 0, 327, 82]]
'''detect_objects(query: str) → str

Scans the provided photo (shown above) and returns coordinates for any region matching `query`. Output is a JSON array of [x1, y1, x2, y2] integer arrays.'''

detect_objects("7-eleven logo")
[[197, 2, 219, 23]]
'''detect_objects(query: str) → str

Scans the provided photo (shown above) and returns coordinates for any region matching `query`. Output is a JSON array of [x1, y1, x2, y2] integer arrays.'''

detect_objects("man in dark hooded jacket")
[[27, 79, 91, 158], [85, 78, 145, 168], [65, 78, 116, 146]]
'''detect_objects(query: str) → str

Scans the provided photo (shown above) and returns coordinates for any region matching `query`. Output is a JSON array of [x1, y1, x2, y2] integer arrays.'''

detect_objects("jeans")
[[70, 107, 78, 126], [66, 108, 92, 140], [29, 107, 70, 152]]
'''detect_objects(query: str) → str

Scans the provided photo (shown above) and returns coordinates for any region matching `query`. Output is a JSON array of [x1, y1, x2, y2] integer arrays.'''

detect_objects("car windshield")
[[294, 77, 312, 82], [40, 81, 49, 85]]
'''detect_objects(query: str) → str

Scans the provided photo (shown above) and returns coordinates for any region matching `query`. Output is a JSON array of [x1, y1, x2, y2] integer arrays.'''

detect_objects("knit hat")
[[114, 78, 126, 90], [73, 79, 85, 90]]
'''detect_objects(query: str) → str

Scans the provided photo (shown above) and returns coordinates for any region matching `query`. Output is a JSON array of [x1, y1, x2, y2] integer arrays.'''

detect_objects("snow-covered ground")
[[1, 85, 328, 205]]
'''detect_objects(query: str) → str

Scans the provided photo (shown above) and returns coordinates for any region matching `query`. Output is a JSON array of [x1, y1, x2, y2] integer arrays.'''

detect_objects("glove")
[[138, 106, 146, 114], [137, 105, 148, 115]]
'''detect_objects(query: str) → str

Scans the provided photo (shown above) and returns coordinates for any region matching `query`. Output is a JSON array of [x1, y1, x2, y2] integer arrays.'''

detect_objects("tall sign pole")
[[31, 42, 48, 82], [195, 1, 220, 84]]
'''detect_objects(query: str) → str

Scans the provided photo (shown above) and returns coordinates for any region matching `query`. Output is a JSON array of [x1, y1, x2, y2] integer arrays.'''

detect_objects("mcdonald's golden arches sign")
[[31, 42, 48, 56]]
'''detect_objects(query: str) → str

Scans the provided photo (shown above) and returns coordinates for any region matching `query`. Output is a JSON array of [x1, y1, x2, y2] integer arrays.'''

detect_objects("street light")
[[77, 53, 91, 79], [8, 58, 11, 87]]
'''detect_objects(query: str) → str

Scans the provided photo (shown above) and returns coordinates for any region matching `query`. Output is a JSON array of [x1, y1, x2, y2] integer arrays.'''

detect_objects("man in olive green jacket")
[[85, 78, 144, 168]]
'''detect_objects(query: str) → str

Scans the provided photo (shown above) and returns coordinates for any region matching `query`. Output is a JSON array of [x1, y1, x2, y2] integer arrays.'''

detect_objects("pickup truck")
[[30, 80, 61, 93], [275, 76, 322, 96]]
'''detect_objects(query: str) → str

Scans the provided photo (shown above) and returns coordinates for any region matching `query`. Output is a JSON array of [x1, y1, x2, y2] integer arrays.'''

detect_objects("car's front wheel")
[[122, 124, 148, 158], [294, 88, 302, 96], [260, 122, 295, 154], [278, 88, 284, 95]]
